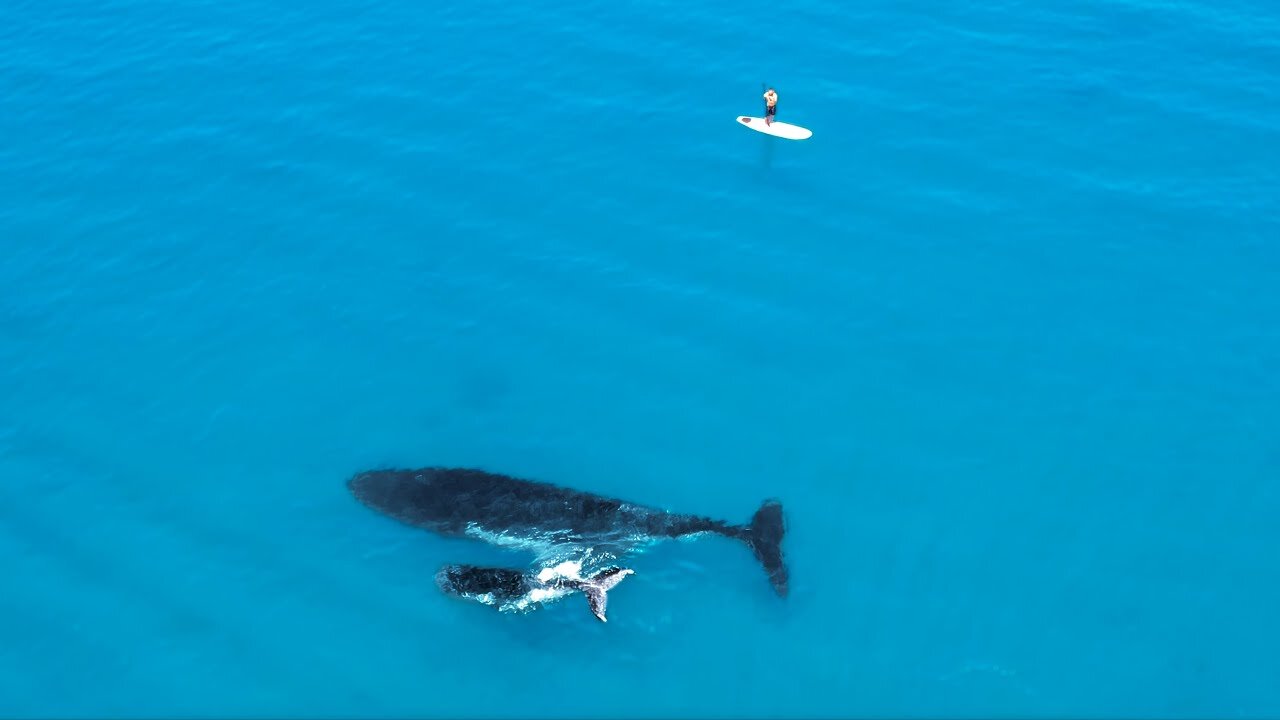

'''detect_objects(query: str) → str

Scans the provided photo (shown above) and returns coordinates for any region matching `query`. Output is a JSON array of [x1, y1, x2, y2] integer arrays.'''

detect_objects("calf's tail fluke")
[[743, 500, 788, 597]]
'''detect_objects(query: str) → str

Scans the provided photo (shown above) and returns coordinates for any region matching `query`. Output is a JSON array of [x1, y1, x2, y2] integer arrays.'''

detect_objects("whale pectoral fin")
[[581, 567, 634, 623], [584, 586, 609, 622]]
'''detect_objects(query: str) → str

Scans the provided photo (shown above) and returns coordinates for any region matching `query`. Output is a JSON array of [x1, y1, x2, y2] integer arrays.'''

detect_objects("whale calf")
[[436, 560, 634, 622], [347, 466, 789, 618]]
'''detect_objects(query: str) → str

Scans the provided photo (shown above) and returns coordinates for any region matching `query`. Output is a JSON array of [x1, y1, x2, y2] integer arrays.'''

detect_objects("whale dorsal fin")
[[581, 567, 634, 622]]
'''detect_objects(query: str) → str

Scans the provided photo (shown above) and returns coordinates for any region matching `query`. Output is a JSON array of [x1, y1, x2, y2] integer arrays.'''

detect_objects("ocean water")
[[2, 0, 1278, 716]]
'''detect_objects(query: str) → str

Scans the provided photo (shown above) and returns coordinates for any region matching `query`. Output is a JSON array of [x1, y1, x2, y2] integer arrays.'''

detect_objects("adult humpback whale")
[[347, 467, 789, 618]]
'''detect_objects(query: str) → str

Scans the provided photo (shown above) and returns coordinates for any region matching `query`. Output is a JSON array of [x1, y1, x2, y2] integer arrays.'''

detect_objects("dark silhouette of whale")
[[347, 467, 789, 604]]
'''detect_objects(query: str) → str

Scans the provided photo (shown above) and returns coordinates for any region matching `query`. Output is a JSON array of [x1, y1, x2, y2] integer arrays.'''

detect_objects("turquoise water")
[[2, 0, 1278, 716]]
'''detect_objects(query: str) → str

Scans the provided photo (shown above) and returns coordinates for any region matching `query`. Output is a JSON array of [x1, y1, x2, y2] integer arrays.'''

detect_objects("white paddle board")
[[737, 115, 812, 140]]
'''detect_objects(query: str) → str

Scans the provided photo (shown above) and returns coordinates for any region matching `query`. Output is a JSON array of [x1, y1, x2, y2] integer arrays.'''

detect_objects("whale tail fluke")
[[577, 567, 634, 623], [744, 500, 788, 597]]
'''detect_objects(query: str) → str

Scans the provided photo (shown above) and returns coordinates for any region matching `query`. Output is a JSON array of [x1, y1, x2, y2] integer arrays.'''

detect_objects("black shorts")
[[766, 104, 777, 117]]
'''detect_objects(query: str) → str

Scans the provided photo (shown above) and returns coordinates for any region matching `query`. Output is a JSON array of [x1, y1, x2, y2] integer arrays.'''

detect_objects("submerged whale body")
[[347, 467, 789, 618]]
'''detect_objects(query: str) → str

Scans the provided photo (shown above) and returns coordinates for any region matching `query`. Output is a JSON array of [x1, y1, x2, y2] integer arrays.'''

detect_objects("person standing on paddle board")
[[763, 88, 778, 125]]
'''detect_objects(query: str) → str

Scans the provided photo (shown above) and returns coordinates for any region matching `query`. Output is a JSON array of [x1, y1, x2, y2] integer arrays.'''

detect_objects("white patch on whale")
[[521, 586, 571, 607], [462, 522, 581, 556], [537, 559, 584, 583]]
